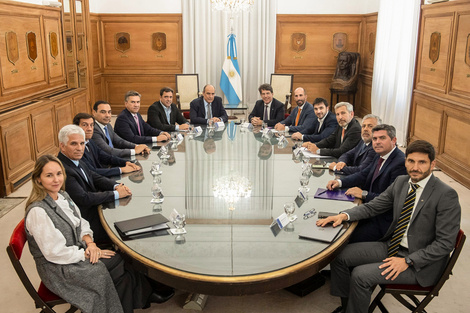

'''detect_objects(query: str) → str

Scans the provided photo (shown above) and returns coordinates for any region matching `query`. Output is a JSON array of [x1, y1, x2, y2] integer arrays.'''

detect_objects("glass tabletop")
[[100, 123, 357, 277]]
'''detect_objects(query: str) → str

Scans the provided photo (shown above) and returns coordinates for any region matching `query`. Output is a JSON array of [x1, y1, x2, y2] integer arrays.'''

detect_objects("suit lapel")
[[410, 174, 436, 224], [370, 148, 397, 185]]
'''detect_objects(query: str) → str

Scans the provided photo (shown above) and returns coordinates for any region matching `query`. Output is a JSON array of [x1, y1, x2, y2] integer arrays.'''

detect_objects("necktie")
[[341, 127, 345, 143], [103, 125, 114, 148], [295, 108, 302, 126], [371, 157, 384, 182], [207, 103, 212, 119], [133, 115, 141, 135], [77, 163, 89, 183], [264, 105, 268, 122], [388, 183, 420, 257]]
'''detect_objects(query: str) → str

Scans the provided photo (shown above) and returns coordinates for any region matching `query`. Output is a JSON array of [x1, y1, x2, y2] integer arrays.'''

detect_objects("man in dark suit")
[[274, 87, 315, 133], [318, 140, 461, 313], [248, 83, 285, 127], [73, 113, 141, 177], [189, 84, 228, 125], [303, 102, 361, 158], [57, 124, 132, 243], [291, 97, 338, 142], [326, 124, 407, 243], [114, 90, 170, 144], [92, 100, 151, 158], [328, 114, 381, 175], [147, 86, 189, 132]]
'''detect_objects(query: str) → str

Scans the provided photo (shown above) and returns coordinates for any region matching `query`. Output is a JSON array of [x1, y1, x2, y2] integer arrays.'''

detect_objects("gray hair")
[[362, 114, 382, 125], [334, 102, 353, 113], [58, 124, 85, 145]]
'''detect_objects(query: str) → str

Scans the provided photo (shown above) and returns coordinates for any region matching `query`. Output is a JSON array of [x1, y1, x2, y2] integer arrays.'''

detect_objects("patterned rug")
[[0, 197, 26, 218]]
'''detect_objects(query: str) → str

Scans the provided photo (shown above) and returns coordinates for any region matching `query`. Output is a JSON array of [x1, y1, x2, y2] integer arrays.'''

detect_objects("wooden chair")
[[368, 229, 466, 313], [270, 74, 293, 113], [175, 74, 202, 115], [6, 219, 77, 313]]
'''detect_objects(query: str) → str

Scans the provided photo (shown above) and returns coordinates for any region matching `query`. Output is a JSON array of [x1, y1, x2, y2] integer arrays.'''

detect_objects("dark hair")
[[372, 124, 396, 140], [160, 87, 174, 96], [125, 90, 141, 102], [313, 97, 328, 108], [93, 100, 109, 112], [73, 113, 94, 126], [258, 83, 273, 94], [406, 140, 435, 162]]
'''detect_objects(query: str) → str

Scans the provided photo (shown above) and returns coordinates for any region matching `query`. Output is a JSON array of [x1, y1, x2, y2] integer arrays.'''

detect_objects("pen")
[[317, 189, 328, 196]]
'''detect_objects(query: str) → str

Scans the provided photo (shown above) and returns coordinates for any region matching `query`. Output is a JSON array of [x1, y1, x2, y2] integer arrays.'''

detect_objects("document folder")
[[299, 224, 343, 243], [314, 188, 355, 202], [114, 213, 169, 237]]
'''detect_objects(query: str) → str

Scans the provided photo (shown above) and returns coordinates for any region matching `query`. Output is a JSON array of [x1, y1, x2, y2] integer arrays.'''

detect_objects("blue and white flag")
[[220, 34, 242, 105]]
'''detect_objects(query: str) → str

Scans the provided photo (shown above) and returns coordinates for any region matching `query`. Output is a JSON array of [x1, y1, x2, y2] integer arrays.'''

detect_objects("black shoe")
[[320, 269, 331, 278], [331, 306, 344, 313], [148, 288, 175, 304]]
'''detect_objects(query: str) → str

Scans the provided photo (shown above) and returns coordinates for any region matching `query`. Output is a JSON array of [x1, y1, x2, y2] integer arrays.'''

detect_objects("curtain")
[[371, 0, 421, 146], [182, 0, 277, 109]]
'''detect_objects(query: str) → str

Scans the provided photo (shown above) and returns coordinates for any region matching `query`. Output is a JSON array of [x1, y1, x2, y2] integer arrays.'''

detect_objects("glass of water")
[[284, 202, 296, 222], [151, 183, 164, 203], [300, 173, 310, 192], [150, 160, 162, 175], [172, 214, 186, 234]]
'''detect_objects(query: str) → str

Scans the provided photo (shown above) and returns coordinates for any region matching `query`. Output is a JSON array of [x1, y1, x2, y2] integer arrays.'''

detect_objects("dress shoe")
[[331, 306, 344, 313], [148, 288, 175, 304]]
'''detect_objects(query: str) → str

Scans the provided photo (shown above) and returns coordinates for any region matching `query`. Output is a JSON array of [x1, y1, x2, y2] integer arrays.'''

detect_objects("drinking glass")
[[300, 173, 310, 192], [302, 154, 311, 170], [171, 132, 178, 143], [284, 202, 296, 222], [151, 183, 164, 203], [150, 160, 162, 175], [159, 145, 170, 159], [189, 124, 195, 134], [208, 119, 215, 129], [172, 214, 186, 234]]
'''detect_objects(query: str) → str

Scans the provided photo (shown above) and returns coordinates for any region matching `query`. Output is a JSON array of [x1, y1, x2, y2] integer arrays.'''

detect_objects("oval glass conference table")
[[99, 124, 359, 296]]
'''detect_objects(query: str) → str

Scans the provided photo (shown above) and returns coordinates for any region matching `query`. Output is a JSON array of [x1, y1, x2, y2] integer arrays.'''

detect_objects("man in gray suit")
[[91, 100, 150, 158], [317, 140, 461, 313]]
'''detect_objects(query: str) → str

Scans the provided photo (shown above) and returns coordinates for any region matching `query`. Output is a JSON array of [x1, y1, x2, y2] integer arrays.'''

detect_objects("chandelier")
[[213, 173, 252, 210], [211, 0, 255, 15]]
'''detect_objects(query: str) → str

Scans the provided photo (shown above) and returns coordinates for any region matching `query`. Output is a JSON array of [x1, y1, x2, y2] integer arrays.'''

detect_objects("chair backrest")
[[6, 219, 65, 313], [270, 74, 293, 111], [433, 229, 466, 293], [175, 74, 201, 111]]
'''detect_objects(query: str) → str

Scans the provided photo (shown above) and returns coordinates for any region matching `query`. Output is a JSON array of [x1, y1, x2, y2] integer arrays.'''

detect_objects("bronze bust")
[[331, 52, 360, 91]]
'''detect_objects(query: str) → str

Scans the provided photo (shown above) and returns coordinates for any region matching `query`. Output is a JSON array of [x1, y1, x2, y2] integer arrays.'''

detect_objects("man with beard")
[[274, 87, 315, 133], [291, 97, 337, 142], [328, 114, 381, 175], [303, 102, 361, 158]]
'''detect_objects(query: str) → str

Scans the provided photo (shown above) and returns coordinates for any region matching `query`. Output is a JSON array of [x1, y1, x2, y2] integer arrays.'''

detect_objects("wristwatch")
[[361, 190, 368, 200], [405, 256, 414, 267]]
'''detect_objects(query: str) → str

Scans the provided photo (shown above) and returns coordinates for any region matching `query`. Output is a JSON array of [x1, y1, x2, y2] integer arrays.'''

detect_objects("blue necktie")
[[104, 125, 114, 148]]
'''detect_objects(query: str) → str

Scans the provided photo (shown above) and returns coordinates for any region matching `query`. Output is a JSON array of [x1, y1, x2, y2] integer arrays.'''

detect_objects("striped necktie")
[[387, 183, 419, 257]]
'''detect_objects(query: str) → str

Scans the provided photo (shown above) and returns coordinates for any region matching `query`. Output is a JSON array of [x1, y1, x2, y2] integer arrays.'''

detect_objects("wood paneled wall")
[[275, 14, 377, 116], [409, 1, 470, 188], [90, 14, 183, 113], [0, 1, 67, 112]]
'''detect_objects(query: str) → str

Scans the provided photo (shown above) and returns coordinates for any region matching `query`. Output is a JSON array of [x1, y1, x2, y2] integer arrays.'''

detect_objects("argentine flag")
[[220, 34, 242, 105]]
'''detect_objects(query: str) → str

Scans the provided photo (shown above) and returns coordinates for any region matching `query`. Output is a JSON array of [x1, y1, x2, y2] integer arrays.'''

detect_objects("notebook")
[[298, 224, 343, 243], [114, 213, 169, 237]]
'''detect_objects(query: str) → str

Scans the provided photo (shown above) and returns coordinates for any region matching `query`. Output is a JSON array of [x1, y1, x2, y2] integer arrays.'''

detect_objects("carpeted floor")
[[0, 197, 26, 218]]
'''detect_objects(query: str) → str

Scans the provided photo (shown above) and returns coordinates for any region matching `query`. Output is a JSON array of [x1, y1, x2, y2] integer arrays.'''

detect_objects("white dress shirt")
[[25, 194, 93, 264]]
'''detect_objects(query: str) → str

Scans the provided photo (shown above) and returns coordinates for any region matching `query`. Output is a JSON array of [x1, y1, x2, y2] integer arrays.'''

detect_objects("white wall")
[[88, 0, 378, 14]]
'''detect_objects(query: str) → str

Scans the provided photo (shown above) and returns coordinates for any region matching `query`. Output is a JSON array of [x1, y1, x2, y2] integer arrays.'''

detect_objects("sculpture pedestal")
[[330, 88, 357, 111]]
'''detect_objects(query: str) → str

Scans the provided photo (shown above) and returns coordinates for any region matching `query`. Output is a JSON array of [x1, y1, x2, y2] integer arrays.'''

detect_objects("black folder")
[[114, 213, 170, 237]]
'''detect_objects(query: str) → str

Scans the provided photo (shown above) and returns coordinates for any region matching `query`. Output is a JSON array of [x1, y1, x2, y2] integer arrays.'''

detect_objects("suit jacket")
[[345, 174, 461, 287], [114, 109, 161, 144], [57, 152, 117, 243], [92, 123, 135, 158], [341, 147, 407, 242], [189, 96, 228, 125], [337, 140, 376, 175], [82, 139, 127, 177], [248, 98, 285, 127], [315, 118, 362, 158], [147, 101, 188, 132], [280, 102, 315, 133], [302, 110, 338, 142]]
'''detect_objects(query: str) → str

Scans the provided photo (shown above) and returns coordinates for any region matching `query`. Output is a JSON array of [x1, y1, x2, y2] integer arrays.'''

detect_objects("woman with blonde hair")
[[24, 154, 169, 312]]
